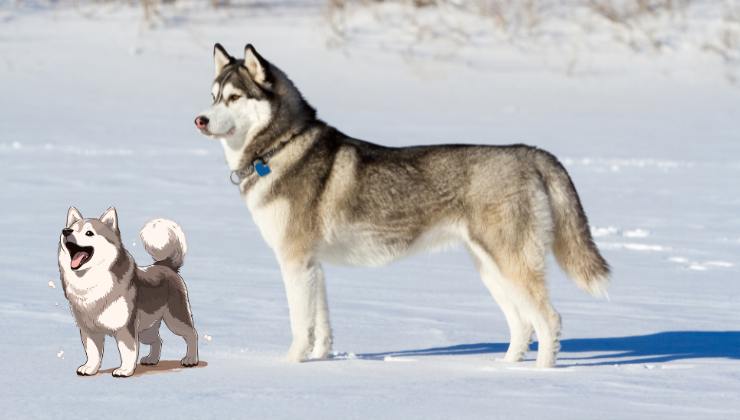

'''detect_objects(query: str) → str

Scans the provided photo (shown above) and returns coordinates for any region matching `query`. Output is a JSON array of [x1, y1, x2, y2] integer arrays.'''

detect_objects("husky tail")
[[534, 150, 610, 297], [140, 218, 188, 272]]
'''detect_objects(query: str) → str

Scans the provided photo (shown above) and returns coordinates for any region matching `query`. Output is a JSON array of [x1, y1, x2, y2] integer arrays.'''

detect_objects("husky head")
[[194, 43, 316, 170], [58, 207, 123, 275]]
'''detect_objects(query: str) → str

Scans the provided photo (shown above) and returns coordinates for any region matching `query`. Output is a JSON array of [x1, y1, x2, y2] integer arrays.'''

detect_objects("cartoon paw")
[[180, 355, 199, 367], [140, 355, 160, 366], [112, 367, 135, 378], [76, 364, 99, 376]]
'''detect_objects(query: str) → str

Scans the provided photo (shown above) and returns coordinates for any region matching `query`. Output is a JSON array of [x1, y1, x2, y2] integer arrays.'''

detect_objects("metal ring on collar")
[[230, 170, 243, 185]]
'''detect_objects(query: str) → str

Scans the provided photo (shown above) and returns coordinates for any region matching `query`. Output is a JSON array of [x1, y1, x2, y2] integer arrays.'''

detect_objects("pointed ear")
[[244, 44, 269, 86], [214, 43, 231, 77], [66, 207, 83, 227], [99, 207, 119, 232]]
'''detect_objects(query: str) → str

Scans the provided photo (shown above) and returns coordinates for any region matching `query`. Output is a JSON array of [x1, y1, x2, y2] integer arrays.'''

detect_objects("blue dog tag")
[[254, 160, 271, 177]]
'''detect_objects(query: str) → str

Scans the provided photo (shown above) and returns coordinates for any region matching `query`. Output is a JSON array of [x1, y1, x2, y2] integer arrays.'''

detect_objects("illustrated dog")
[[58, 207, 198, 377], [194, 44, 610, 367]]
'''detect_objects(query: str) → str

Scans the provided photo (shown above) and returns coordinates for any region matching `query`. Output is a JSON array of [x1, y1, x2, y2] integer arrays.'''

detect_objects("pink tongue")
[[71, 251, 89, 269]]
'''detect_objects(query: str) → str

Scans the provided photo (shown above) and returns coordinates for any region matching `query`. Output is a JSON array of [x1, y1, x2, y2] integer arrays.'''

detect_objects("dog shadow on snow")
[[356, 331, 740, 366], [98, 361, 208, 377]]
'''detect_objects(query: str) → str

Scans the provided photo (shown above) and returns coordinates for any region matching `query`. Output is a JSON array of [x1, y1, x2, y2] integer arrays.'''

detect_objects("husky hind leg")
[[508, 266, 561, 368], [139, 320, 163, 365], [489, 232, 561, 368], [471, 178, 560, 367], [468, 242, 533, 362], [163, 285, 199, 367]]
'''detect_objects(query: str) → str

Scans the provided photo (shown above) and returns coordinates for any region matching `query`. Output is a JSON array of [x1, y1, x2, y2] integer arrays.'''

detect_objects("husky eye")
[[227, 94, 241, 103], [85, 231, 94, 237]]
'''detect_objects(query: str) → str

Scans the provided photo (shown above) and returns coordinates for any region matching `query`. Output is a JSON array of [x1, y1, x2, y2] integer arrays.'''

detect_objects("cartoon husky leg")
[[139, 320, 162, 366], [162, 300, 199, 367], [468, 242, 533, 363], [77, 328, 105, 376], [279, 257, 327, 362], [112, 326, 138, 377]]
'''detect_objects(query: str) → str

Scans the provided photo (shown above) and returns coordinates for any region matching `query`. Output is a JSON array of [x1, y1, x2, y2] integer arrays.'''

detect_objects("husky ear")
[[99, 207, 119, 233], [214, 43, 231, 77], [66, 207, 83, 227], [244, 44, 269, 86]]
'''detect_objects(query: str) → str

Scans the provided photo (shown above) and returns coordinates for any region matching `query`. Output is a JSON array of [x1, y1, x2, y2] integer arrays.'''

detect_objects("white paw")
[[503, 352, 525, 363], [536, 358, 556, 369], [286, 341, 311, 363], [112, 367, 135, 377], [76, 364, 99, 376], [310, 337, 332, 360], [140, 355, 160, 366], [180, 355, 199, 367]]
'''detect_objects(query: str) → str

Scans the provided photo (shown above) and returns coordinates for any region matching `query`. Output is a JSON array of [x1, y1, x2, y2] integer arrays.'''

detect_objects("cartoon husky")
[[58, 207, 198, 377], [194, 44, 610, 368]]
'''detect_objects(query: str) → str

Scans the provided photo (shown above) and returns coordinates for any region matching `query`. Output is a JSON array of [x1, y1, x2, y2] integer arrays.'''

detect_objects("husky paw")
[[180, 355, 199, 367], [76, 365, 99, 376], [140, 356, 160, 366], [503, 353, 525, 363], [112, 367, 135, 378], [310, 338, 332, 360], [286, 341, 311, 363], [535, 358, 556, 369]]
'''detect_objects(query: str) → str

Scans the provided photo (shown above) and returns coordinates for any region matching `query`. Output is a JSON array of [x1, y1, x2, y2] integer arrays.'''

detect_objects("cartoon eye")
[[85, 231, 94, 237], [228, 94, 241, 102]]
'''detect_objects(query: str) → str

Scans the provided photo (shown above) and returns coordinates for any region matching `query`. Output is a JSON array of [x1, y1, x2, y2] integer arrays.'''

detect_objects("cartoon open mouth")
[[65, 242, 94, 270]]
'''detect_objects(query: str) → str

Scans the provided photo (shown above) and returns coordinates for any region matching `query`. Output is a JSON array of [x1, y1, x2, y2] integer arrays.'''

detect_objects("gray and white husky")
[[57, 207, 198, 377], [195, 44, 610, 368]]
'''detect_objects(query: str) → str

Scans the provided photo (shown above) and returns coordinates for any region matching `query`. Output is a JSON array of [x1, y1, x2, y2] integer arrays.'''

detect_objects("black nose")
[[194, 115, 209, 129], [62, 228, 73, 237]]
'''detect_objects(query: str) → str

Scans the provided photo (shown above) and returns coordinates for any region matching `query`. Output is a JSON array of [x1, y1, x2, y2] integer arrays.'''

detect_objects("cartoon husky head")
[[194, 44, 316, 170], [58, 207, 122, 275]]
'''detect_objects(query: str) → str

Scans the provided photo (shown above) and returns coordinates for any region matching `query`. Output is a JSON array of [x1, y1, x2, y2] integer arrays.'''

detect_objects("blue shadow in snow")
[[358, 331, 740, 366]]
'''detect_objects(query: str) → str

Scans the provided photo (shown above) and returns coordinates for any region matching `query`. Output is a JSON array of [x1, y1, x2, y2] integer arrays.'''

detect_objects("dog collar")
[[229, 125, 312, 186], [230, 159, 271, 185], [229, 140, 290, 185]]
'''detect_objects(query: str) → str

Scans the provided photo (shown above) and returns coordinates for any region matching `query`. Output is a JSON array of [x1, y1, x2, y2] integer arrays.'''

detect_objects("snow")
[[1, 3, 739, 419]]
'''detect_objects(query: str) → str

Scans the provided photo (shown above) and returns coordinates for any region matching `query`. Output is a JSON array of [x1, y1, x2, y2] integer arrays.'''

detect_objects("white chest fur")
[[64, 270, 134, 332], [244, 179, 291, 251], [64, 269, 117, 307], [96, 295, 133, 331]]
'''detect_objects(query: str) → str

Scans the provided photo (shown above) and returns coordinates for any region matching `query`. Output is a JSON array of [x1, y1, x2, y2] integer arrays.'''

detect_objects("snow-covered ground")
[[1, 3, 739, 419]]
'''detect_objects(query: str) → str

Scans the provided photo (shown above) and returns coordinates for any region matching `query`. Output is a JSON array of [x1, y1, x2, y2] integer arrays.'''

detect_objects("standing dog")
[[58, 207, 198, 377], [194, 44, 610, 367]]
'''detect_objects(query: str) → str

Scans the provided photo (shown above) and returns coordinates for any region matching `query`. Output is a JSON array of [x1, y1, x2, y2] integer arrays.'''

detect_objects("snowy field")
[[1, 2, 739, 419]]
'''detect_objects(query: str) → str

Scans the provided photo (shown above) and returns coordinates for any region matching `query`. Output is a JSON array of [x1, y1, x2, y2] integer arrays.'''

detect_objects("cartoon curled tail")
[[140, 219, 188, 272]]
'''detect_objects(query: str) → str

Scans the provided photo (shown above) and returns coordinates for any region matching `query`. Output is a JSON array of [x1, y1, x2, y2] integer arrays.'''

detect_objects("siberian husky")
[[194, 44, 610, 367], [57, 207, 198, 377]]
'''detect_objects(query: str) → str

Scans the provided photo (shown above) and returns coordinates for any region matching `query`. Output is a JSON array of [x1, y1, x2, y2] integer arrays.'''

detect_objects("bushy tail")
[[535, 151, 610, 298], [139, 218, 187, 272]]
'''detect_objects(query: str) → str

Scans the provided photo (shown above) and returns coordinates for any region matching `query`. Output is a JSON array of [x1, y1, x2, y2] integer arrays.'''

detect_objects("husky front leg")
[[112, 327, 138, 377], [77, 328, 105, 376], [279, 257, 329, 362], [310, 263, 332, 359]]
